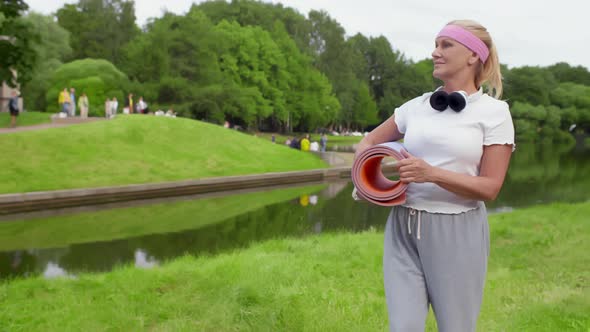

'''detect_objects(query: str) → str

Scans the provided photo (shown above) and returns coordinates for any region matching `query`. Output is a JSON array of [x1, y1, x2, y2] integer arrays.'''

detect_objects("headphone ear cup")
[[429, 91, 448, 111], [448, 91, 467, 112]]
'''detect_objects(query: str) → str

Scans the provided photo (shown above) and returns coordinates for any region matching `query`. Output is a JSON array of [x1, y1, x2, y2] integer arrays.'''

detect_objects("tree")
[[547, 62, 590, 86], [268, 21, 339, 132], [20, 12, 72, 111], [194, 0, 313, 56], [56, 0, 139, 66], [121, 10, 226, 119], [0, 0, 38, 87], [413, 58, 439, 91], [503, 66, 557, 106], [122, 9, 338, 132], [351, 82, 378, 130], [348, 34, 431, 122], [308, 10, 373, 130]]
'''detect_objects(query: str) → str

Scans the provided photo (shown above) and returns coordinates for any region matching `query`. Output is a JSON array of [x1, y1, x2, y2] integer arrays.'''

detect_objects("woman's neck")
[[442, 77, 478, 95]]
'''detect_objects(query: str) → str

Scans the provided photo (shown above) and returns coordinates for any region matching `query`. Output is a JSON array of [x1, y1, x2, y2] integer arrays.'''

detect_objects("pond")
[[1, 143, 588, 280]]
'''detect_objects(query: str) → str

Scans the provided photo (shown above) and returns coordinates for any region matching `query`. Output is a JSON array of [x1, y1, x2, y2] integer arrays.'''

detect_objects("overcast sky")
[[26, 0, 590, 70]]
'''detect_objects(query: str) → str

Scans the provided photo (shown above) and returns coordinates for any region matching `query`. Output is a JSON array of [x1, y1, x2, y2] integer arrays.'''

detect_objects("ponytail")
[[449, 20, 503, 99]]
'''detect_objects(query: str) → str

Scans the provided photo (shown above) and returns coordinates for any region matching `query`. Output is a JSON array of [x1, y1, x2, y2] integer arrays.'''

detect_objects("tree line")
[[3, 0, 589, 142]]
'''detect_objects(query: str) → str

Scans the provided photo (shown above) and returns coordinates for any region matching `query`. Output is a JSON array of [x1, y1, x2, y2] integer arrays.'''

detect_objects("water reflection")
[[43, 262, 73, 279], [135, 249, 158, 269], [0, 181, 381, 280], [1, 143, 588, 280], [327, 144, 356, 153]]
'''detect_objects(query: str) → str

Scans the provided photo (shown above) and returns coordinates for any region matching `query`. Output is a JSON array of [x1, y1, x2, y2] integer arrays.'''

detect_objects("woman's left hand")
[[397, 149, 436, 183]]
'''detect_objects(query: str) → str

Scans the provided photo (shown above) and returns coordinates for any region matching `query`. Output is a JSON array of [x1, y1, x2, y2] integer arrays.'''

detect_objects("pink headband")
[[437, 25, 489, 63]]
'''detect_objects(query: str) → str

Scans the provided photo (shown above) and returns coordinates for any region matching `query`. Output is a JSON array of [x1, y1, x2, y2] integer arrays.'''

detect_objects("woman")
[[58, 88, 71, 116], [355, 20, 515, 332], [125, 93, 134, 114], [78, 93, 89, 119], [137, 97, 148, 114], [110, 97, 118, 117], [104, 97, 111, 119]]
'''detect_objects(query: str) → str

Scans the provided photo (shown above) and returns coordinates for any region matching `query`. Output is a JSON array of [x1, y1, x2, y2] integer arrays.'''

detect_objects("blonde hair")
[[448, 20, 502, 99]]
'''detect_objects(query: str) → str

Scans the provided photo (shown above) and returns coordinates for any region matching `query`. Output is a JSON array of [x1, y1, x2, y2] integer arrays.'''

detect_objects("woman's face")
[[431, 37, 476, 81]]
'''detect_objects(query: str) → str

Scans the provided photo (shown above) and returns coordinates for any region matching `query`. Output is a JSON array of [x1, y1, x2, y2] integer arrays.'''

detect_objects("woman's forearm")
[[430, 167, 501, 201], [398, 145, 511, 202]]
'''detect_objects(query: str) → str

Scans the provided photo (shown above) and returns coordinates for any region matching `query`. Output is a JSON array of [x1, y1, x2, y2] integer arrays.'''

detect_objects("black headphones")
[[429, 90, 468, 112]]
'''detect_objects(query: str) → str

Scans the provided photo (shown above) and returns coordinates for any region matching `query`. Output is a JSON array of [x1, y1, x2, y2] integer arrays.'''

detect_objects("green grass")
[[0, 115, 326, 194], [324, 135, 364, 145], [0, 184, 323, 251], [1, 201, 588, 331], [0, 111, 51, 127]]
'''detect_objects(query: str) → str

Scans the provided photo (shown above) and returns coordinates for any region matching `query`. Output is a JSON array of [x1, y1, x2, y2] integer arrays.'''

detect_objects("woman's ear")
[[468, 52, 479, 65]]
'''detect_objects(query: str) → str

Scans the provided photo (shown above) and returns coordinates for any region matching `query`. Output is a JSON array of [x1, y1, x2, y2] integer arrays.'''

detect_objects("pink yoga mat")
[[352, 142, 408, 206]]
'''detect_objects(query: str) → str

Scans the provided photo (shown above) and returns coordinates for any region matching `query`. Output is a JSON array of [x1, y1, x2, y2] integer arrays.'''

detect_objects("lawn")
[[0, 115, 326, 194], [0, 111, 51, 128], [1, 201, 587, 331]]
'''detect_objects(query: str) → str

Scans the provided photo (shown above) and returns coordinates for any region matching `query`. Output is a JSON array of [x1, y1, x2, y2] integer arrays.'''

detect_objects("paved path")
[[321, 151, 355, 166], [0, 117, 105, 134]]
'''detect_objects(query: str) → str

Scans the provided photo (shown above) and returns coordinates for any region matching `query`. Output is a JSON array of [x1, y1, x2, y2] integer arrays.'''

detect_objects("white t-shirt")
[[394, 88, 515, 214]]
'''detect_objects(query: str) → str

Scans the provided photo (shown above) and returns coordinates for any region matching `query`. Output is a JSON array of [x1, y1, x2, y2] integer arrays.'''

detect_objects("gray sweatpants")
[[383, 202, 490, 332]]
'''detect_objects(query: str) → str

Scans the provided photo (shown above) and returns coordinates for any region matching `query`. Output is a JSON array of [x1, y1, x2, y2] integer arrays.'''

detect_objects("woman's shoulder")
[[475, 94, 513, 127], [477, 94, 510, 113]]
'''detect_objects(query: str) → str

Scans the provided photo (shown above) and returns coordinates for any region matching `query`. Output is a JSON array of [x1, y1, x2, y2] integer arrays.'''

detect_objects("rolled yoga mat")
[[351, 142, 408, 206]]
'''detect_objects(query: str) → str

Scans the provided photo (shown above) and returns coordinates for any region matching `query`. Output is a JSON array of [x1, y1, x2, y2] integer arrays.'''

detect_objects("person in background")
[[126, 93, 134, 114], [137, 96, 148, 114], [289, 137, 299, 149], [111, 97, 118, 117], [104, 97, 111, 119], [8, 90, 19, 128], [320, 133, 328, 152], [355, 20, 514, 331], [78, 92, 89, 119], [300, 134, 311, 152], [70, 88, 76, 117], [58, 88, 71, 116]]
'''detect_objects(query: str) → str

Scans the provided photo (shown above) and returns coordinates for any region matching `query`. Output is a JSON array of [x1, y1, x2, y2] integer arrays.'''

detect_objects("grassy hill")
[[0, 115, 326, 194]]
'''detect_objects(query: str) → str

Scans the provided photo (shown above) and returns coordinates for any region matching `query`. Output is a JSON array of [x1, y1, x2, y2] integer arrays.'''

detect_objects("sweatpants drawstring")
[[417, 211, 421, 240], [408, 209, 422, 240]]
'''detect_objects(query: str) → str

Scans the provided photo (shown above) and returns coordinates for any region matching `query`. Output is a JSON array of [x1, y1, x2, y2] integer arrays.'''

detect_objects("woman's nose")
[[432, 47, 441, 59]]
